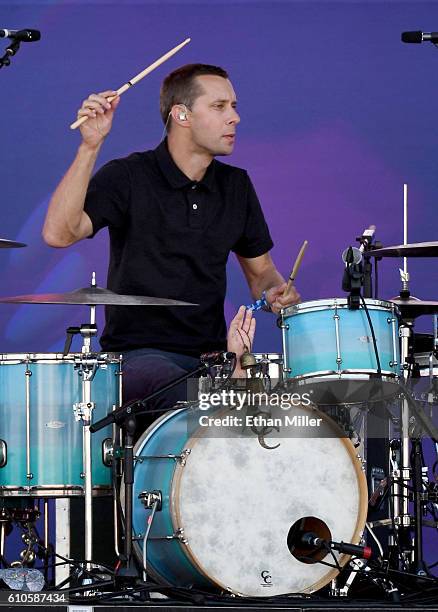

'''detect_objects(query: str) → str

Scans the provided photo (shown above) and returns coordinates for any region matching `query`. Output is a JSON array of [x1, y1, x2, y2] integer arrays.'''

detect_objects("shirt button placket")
[[188, 185, 201, 228]]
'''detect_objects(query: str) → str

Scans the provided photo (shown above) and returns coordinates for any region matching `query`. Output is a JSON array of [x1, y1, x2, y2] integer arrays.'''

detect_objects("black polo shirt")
[[84, 140, 273, 357]]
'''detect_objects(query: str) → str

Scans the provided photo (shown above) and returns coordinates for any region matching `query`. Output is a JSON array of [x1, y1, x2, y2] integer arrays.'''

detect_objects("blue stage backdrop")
[[1, 0, 438, 569]]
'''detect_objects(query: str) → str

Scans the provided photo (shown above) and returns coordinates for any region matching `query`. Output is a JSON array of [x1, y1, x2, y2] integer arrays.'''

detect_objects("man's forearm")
[[42, 142, 101, 247]]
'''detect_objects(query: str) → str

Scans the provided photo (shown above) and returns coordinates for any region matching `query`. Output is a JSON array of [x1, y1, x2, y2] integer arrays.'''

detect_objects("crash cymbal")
[[371, 241, 438, 257], [0, 286, 196, 306], [391, 296, 438, 317], [0, 238, 26, 248]]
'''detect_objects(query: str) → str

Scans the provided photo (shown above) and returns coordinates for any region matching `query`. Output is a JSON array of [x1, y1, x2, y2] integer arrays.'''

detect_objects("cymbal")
[[371, 241, 438, 257], [391, 296, 438, 317], [0, 286, 197, 307], [0, 238, 26, 249]]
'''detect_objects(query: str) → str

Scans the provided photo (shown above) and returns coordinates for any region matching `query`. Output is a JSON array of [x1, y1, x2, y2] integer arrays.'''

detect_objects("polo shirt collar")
[[155, 139, 217, 192]]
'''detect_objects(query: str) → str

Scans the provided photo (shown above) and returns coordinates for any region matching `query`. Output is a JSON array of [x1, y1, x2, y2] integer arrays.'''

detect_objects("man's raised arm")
[[42, 91, 120, 247]]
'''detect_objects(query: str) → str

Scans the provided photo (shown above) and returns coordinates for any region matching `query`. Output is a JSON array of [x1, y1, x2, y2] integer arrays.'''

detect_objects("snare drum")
[[129, 402, 368, 596], [281, 298, 400, 381], [0, 353, 121, 497]]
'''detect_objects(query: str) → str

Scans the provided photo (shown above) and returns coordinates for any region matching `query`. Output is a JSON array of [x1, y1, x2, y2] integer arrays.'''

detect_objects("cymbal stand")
[[72, 274, 98, 572], [394, 377, 438, 576], [400, 183, 410, 298], [398, 321, 412, 523], [393, 289, 431, 572], [386, 190, 411, 565], [388, 186, 412, 567], [388, 299, 415, 572]]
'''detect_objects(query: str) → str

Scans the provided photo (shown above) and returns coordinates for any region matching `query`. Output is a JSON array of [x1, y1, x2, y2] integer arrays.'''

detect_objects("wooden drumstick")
[[70, 37, 191, 130], [282, 240, 308, 297]]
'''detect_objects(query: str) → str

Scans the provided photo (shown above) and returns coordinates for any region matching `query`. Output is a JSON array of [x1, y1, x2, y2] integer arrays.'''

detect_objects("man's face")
[[186, 75, 240, 156]]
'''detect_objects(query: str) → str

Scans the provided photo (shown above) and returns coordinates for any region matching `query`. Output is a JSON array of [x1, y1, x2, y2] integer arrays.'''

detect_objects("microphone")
[[402, 31, 438, 44], [342, 246, 362, 266], [300, 532, 372, 560], [200, 351, 236, 364], [342, 246, 358, 292], [0, 29, 41, 42]]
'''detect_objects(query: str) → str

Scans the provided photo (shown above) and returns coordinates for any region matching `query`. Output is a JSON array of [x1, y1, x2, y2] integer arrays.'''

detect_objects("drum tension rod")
[[135, 449, 191, 466]]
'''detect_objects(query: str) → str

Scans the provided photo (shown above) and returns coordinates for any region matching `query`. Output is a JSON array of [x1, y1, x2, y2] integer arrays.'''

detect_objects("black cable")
[[326, 544, 342, 572], [294, 553, 340, 572], [68, 579, 318, 606], [360, 295, 381, 374], [31, 539, 116, 585]]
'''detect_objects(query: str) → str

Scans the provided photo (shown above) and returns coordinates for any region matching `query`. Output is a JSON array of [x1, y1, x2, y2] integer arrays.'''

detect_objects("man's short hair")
[[160, 63, 229, 129]]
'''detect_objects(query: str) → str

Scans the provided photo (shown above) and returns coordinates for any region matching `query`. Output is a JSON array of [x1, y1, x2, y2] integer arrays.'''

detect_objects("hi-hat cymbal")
[[391, 296, 438, 317], [371, 241, 438, 257], [0, 286, 196, 307], [0, 238, 26, 249]]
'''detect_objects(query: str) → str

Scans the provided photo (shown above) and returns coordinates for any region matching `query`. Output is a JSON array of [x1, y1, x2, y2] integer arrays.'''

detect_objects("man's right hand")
[[77, 90, 120, 148], [42, 90, 120, 247]]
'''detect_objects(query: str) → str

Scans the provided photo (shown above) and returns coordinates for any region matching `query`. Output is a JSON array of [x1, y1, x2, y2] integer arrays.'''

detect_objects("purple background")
[[1, 0, 438, 571], [1, 1, 438, 352]]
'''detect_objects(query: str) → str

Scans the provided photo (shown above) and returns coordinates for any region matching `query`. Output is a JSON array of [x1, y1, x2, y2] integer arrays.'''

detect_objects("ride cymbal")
[[371, 242, 438, 257], [0, 286, 196, 306], [0, 238, 26, 248]]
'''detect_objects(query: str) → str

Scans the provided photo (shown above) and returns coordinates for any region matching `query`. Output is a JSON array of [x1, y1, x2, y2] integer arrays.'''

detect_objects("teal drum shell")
[[0, 353, 121, 497], [131, 408, 212, 591], [281, 299, 400, 380]]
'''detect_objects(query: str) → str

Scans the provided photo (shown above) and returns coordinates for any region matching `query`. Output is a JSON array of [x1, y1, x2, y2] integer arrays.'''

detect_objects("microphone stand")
[[362, 252, 373, 299], [91, 357, 226, 584], [0, 39, 20, 69], [355, 230, 381, 299], [396, 380, 438, 577]]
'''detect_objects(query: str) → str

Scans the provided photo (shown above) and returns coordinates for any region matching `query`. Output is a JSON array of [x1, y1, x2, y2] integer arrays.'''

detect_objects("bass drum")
[[130, 402, 368, 596]]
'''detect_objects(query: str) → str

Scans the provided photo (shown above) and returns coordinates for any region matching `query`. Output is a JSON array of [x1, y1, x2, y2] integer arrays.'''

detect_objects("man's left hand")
[[227, 305, 256, 359], [266, 283, 300, 314]]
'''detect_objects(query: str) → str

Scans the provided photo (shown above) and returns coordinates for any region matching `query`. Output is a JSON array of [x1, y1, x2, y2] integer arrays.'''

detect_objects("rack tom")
[[280, 299, 400, 402]]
